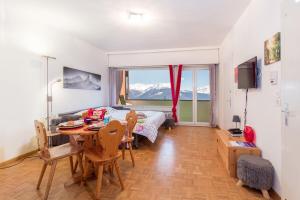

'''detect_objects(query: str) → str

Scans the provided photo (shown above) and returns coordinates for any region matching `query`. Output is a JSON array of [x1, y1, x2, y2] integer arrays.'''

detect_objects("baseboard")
[[0, 149, 38, 167], [270, 189, 281, 200]]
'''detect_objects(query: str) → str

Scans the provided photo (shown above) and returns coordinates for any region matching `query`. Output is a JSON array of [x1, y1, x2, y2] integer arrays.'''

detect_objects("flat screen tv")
[[238, 57, 257, 89]]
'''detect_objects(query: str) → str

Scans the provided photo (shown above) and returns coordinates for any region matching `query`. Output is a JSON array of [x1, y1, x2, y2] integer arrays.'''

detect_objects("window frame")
[[125, 67, 172, 101]]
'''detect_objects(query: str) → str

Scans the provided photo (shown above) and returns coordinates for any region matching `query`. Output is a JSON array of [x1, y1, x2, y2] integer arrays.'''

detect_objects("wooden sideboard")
[[216, 129, 261, 178]]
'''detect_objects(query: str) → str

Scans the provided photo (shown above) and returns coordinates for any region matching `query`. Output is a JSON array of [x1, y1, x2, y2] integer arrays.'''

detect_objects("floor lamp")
[[43, 55, 56, 131], [49, 78, 62, 116]]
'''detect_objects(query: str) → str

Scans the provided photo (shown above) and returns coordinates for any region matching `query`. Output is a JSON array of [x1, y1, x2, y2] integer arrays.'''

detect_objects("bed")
[[75, 107, 166, 143]]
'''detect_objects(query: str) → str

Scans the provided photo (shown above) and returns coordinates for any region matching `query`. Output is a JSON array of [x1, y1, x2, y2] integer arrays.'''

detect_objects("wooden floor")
[[0, 126, 275, 200]]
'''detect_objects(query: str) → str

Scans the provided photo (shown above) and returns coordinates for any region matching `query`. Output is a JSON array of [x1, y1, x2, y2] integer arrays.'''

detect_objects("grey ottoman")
[[236, 155, 274, 199]]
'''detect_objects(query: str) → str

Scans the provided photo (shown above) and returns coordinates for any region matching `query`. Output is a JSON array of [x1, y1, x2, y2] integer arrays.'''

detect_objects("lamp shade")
[[232, 115, 241, 123]]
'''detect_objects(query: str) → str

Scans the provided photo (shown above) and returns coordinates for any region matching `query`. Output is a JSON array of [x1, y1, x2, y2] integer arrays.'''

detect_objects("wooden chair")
[[83, 120, 125, 199], [82, 120, 125, 200], [34, 120, 83, 200], [46, 131, 61, 148], [121, 110, 138, 167]]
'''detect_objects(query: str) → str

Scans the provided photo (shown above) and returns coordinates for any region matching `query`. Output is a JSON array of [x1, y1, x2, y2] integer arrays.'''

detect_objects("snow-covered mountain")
[[130, 83, 170, 91], [128, 83, 210, 100], [197, 85, 210, 94]]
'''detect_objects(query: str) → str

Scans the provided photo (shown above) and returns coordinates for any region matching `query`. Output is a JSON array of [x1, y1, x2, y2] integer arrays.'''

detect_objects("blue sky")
[[129, 69, 209, 90]]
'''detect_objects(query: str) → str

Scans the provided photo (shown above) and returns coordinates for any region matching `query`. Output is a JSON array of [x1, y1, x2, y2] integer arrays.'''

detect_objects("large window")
[[123, 68, 211, 124], [127, 69, 171, 100]]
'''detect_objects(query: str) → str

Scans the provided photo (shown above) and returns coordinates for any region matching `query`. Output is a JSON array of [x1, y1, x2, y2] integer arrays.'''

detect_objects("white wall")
[[218, 0, 282, 194], [107, 47, 219, 67], [0, 6, 108, 162]]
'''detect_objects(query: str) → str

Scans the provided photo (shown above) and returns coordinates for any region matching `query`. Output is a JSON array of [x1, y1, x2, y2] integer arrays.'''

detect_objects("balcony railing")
[[126, 99, 211, 123]]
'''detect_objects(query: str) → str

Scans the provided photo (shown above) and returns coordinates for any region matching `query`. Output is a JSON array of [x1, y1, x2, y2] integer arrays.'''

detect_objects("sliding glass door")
[[196, 69, 211, 123], [179, 70, 193, 122], [179, 67, 211, 125]]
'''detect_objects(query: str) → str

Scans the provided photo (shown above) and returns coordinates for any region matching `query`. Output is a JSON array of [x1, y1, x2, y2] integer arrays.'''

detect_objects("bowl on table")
[[84, 118, 92, 124]]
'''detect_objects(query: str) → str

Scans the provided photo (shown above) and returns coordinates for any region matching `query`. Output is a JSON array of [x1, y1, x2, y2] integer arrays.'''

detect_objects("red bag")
[[243, 126, 255, 143]]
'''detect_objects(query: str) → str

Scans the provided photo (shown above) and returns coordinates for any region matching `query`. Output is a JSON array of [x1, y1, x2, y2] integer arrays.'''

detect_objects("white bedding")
[[75, 107, 166, 143], [109, 109, 165, 143]]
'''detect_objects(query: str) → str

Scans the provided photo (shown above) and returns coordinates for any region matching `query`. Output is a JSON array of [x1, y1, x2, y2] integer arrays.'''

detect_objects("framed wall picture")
[[264, 32, 281, 65], [63, 67, 101, 90]]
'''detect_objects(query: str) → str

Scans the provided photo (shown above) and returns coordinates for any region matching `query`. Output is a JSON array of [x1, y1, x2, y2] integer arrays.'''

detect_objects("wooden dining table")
[[58, 120, 128, 147], [58, 120, 128, 136], [57, 120, 128, 186], [58, 124, 98, 148]]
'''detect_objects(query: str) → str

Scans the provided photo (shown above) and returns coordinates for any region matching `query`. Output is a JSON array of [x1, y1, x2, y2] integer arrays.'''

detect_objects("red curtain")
[[169, 64, 183, 122]]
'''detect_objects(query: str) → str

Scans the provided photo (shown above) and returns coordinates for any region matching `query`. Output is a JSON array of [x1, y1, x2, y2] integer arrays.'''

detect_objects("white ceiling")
[[6, 0, 251, 51]]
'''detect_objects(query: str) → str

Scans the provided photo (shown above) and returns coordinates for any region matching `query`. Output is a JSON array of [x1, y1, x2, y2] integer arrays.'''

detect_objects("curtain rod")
[[108, 64, 216, 70]]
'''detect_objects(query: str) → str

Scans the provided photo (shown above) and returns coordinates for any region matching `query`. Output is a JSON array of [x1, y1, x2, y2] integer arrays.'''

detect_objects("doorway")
[[179, 67, 211, 126], [282, 1, 300, 199]]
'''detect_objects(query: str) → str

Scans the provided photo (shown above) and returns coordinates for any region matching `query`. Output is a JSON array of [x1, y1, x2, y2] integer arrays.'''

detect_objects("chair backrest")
[[97, 120, 125, 158], [34, 120, 48, 151], [119, 95, 126, 105], [126, 110, 138, 138]]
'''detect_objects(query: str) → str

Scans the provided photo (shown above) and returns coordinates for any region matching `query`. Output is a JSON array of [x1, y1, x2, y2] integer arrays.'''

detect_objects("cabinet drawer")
[[217, 137, 229, 170], [216, 130, 261, 178]]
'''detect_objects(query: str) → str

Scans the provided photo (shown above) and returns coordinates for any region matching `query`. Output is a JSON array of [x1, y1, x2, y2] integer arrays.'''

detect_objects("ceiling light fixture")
[[128, 11, 144, 24]]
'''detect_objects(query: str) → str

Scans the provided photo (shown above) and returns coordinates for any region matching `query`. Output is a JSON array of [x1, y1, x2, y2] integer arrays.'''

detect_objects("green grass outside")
[[126, 100, 211, 123]]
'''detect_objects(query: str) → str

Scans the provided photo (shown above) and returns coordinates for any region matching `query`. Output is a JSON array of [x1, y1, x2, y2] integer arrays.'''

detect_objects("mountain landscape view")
[[128, 83, 210, 100]]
